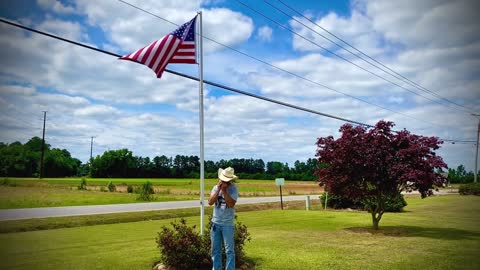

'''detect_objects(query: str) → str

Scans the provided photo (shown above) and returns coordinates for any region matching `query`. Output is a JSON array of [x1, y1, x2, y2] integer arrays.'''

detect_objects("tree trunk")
[[372, 215, 379, 230], [371, 211, 383, 230]]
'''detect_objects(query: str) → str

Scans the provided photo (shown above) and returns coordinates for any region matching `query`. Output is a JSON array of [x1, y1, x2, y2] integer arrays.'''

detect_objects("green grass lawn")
[[0, 178, 320, 209], [2, 177, 317, 192], [0, 195, 479, 269], [0, 186, 198, 209]]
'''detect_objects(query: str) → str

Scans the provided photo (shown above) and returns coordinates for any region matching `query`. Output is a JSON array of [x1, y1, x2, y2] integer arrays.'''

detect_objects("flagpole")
[[197, 11, 205, 235]]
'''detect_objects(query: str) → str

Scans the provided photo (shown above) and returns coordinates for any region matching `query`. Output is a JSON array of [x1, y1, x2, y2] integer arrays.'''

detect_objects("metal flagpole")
[[197, 11, 205, 235]]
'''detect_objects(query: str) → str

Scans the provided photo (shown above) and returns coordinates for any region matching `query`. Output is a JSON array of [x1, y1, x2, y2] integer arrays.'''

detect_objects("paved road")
[[0, 195, 320, 221], [0, 190, 457, 221]]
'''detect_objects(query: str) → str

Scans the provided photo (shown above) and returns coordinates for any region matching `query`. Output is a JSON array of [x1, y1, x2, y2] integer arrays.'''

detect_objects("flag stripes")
[[119, 16, 197, 78]]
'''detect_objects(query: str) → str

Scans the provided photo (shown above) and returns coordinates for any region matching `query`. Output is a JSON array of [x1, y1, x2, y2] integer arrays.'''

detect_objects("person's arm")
[[221, 185, 237, 208], [208, 181, 222, 206]]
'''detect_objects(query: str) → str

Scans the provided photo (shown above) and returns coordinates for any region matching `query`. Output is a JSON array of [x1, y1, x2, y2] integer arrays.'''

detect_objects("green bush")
[[320, 192, 363, 209], [156, 219, 210, 270], [156, 216, 251, 270], [363, 194, 407, 213], [127, 185, 134, 193], [137, 181, 155, 201], [78, 177, 87, 190], [383, 194, 408, 212], [459, 183, 480, 195], [320, 192, 407, 212], [107, 181, 116, 192]]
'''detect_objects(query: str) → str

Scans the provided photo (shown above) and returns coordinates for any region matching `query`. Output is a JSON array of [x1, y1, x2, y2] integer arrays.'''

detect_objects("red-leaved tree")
[[315, 120, 447, 229]]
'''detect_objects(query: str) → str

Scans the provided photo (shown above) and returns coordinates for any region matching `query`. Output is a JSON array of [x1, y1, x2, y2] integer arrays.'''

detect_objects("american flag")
[[120, 16, 197, 78]]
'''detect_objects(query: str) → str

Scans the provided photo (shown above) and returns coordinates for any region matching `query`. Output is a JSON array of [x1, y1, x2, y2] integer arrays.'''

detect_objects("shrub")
[[383, 194, 408, 212], [137, 181, 155, 201], [459, 183, 480, 195], [320, 192, 363, 209], [320, 192, 407, 212], [100, 186, 107, 192], [127, 185, 134, 193], [364, 194, 407, 213], [107, 181, 116, 192], [78, 177, 87, 190], [156, 219, 210, 270], [156, 216, 251, 269]]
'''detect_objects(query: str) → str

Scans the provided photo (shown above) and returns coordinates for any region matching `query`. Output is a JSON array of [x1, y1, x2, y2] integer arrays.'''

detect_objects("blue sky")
[[0, 0, 479, 171]]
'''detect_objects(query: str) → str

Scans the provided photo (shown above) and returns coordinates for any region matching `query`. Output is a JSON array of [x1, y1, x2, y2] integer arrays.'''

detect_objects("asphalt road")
[[0, 190, 457, 221], [0, 195, 320, 221]]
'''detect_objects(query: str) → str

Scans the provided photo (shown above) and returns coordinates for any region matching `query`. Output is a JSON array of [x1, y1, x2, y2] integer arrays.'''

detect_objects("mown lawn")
[[0, 195, 478, 269]]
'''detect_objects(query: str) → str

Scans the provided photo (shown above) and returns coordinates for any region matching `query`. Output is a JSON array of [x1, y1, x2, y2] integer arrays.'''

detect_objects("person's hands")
[[217, 180, 223, 190], [220, 181, 228, 192]]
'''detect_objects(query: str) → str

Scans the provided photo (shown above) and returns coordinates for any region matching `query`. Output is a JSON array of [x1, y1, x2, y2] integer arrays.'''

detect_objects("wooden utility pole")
[[90, 136, 94, 161], [39, 111, 47, 179], [475, 117, 479, 183]]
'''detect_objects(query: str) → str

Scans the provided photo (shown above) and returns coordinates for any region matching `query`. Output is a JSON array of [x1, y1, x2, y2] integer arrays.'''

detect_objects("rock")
[[152, 263, 166, 270]]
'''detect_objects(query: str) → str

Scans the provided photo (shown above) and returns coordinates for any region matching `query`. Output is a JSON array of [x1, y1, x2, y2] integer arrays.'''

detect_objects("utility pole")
[[39, 111, 47, 179], [472, 113, 480, 183], [474, 115, 480, 183], [89, 136, 95, 176], [90, 136, 95, 161]]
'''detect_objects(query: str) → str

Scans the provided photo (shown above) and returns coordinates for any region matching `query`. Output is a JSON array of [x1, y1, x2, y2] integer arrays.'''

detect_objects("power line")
[[234, 0, 476, 116], [270, 0, 477, 114], [0, 18, 372, 127], [115, 0, 449, 128], [0, 18, 473, 144], [442, 139, 476, 144]]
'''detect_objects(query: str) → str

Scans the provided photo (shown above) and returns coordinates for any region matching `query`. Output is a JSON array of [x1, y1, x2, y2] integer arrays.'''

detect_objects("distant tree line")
[[0, 137, 318, 180], [0, 137, 81, 177], [2, 137, 475, 182], [89, 149, 319, 180], [447, 165, 477, 184]]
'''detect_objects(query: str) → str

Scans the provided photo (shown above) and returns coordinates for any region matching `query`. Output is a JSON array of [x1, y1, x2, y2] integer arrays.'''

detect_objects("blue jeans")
[[211, 223, 235, 270]]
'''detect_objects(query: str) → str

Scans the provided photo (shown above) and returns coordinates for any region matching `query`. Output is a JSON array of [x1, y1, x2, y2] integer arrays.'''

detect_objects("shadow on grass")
[[344, 226, 480, 240], [245, 256, 263, 270]]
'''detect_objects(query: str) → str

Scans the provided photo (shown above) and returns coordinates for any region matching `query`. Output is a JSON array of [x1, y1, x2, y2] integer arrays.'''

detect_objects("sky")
[[0, 0, 479, 171]]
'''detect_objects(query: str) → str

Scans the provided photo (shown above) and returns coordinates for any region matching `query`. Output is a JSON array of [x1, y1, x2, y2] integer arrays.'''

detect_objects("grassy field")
[[0, 186, 198, 209], [0, 177, 321, 209], [0, 195, 478, 269]]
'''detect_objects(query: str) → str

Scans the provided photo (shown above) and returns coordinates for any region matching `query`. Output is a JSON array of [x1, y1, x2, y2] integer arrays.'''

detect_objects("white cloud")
[[0, 1, 478, 173], [257, 25, 272, 42], [74, 105, 120, 117], [0, 85, 35, 96], [290, 10, 385, 56], [362, 0, 480, 49], [37, 0, 77, 14], [73, 1, 253, 53], [37, 18, 85, 40]]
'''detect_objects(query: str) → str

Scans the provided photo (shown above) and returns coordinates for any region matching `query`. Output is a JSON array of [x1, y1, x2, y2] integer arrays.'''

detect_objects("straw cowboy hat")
[[218, 167, 237, 182]]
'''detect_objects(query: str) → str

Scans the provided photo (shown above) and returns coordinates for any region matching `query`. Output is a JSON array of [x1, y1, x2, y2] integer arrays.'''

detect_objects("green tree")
[[90, 149, 136, 178], [43, 148, 80, 177], [153, 155, 172, 177], [0, 141, 37, 177]]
